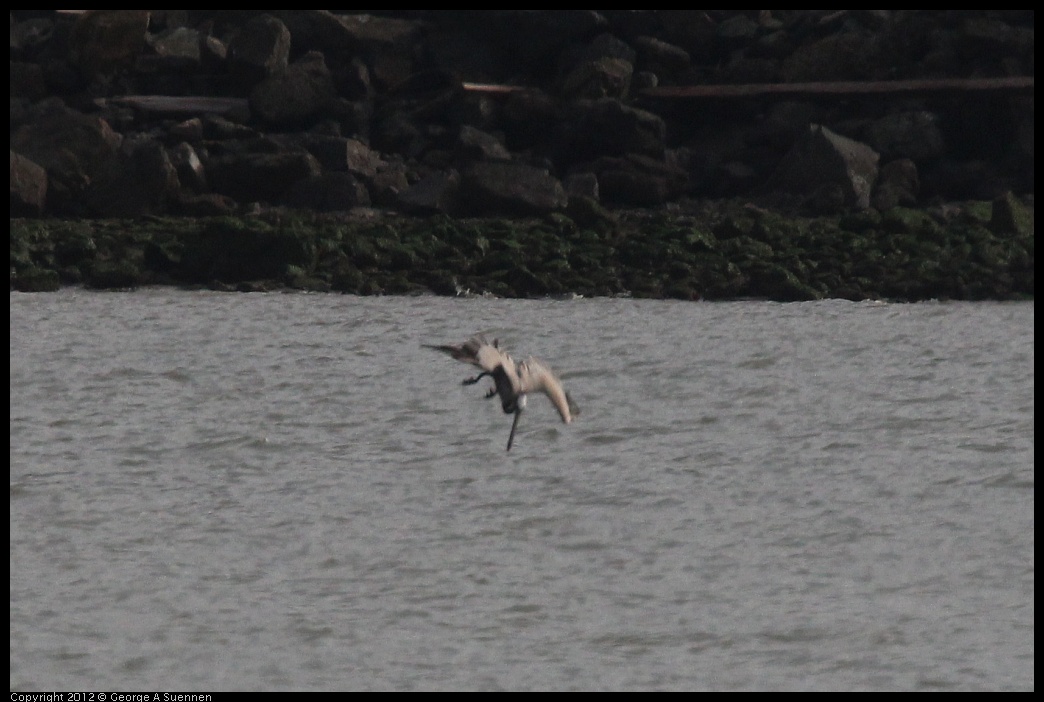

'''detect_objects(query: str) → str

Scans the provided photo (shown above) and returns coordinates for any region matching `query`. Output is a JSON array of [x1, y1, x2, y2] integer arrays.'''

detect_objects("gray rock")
[[10, 105, 122, 215], [765, 124, 880, 212], [67, 10, 150, 76], [459, 162, 568, 217], [871, 158, 919, 210], [87, 137, 180, 217], [588, 154, 688, 206], [454, 126, 512, 162], [10, 151, 48, 217], [564, 172, 599, 200], [555, 98, 666, 166], [559, 57, 633, 100], [865, 111, 946, 164], [284, 172, 371, 211], [397, 169, 461, 215], [229, 14, 291, 82], [250, 51, 337, 127], [171, 142, 208, 192], [207, 151, 323, 204]]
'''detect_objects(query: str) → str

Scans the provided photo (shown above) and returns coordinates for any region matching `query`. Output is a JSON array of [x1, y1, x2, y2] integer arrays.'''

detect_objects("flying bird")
[[426, 335, 579, 450]]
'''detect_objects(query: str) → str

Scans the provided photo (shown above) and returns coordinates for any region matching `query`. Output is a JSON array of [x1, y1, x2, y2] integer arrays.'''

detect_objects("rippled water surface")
[[9, 291, 1034, 690]]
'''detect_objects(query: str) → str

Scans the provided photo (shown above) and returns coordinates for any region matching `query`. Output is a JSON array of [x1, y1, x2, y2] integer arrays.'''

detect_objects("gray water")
[[9, 290, 1034, 691]]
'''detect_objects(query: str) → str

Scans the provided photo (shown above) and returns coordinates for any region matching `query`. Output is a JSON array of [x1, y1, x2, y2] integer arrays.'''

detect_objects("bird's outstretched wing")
[[518, 357, 578, 423], [425, 335, 509, 374]]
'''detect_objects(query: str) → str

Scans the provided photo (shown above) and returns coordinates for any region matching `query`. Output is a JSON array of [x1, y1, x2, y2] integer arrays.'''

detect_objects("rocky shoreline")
[[9, 11, 1035, 300], [10, 194, 1033, 301]]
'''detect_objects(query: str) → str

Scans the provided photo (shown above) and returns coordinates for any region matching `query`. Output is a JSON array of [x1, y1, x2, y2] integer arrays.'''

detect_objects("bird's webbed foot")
[[462, 371, 490, 386]]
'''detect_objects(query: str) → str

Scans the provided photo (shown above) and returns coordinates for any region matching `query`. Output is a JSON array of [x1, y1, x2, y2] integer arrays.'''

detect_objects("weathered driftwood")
[[461, 82, 529, 94], [95, 96, 249, 115], [103, 78, 1029, 118], [461, 77, 1033, 99], [639, 77, 1034, 99]]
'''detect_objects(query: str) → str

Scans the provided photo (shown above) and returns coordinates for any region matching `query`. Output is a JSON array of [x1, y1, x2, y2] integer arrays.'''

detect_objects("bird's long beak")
[[506, 408, 523, 451]]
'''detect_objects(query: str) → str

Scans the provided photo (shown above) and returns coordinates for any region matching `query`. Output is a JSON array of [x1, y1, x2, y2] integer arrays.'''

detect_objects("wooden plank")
[[97, 96, 250, 115], [461, 82, 529, 94], [640, 77, 1034, 99], [459, 77, 1033, 99]]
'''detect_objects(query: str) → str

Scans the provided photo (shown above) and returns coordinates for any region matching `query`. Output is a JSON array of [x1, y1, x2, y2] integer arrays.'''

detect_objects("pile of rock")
[[10, 10, 1034, 219]]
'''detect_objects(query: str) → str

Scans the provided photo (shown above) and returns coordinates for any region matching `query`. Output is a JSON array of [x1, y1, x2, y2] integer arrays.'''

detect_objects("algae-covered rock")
[[989, 191, 1033, 237], [85, 260, 143, 289], [52, 224, 98, 266], [747, 262, 822, 302], [12, 266, 60, 292], [330, 261, 367, 293], [565, 195, 617, 232], [179, 216, 317, 283], [8, 200, 1034, 301]]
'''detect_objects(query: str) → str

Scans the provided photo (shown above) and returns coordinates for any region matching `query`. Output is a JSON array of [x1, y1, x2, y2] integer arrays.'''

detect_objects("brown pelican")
[[426, 335, 579, 450]]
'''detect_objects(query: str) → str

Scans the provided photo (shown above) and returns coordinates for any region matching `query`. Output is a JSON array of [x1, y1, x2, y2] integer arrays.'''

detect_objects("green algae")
[[9, 197, 1034, 301]]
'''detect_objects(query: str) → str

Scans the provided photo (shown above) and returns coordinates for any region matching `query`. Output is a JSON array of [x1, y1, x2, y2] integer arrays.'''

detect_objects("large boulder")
[[284, 172, 371, 212], [206, 151, 323, 204], [87, 137, 181, 217], [10, 104, 122, 215], [553, 98, 666, 168], [67, 10, 150, 77], [557, 32, 636, 100], [9, 62, 48, 102], [278, 134, 386, 176], [170, 142, 208, 192], [10, 151, 48, 217], [780, 32, 881, 82], [228, 14, 292, 84], [587, 153, 689, 207], [249, 51, 337, 127], [871, 158, 919, 211], [458, 161, 568, 217], [148, 26, 204, 63], [269, 11, 404, 97], [321, 13, 424, 90], [763, 124, 880, 212], [864, 111, 947, 164], [454, 125, 512, 162], [632, 35, 691, 82], [396, 169, 461, 215], [559, 57, 633, 100], [499, 89, 564, 152], [367, 159, 412, 207], [989, 191, 1033, 238]]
